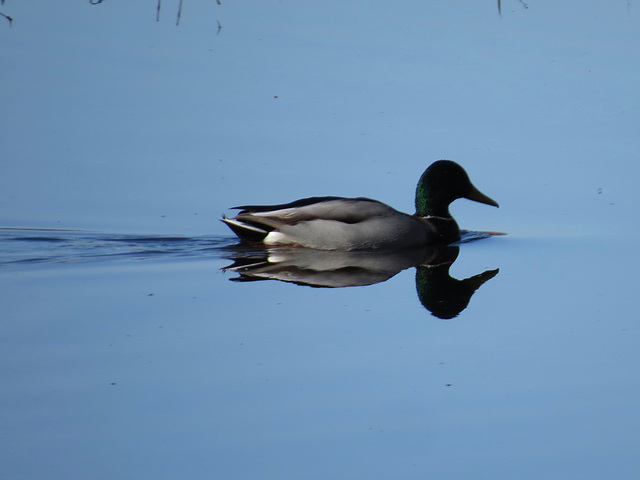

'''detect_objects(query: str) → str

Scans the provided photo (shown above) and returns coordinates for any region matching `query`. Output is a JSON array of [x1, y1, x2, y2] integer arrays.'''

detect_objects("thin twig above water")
[[0, 11, 12, 27], [176, 0, 183, 26]]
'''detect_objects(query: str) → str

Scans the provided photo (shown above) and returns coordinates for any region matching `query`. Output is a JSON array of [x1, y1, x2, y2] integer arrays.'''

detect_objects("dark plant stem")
[[176, 0, 183, 26], [1, 11, 12, 27]]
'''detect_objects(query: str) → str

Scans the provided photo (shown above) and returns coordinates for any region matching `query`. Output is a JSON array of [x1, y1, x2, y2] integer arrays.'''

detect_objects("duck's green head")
[[415, 160, 499, 217]]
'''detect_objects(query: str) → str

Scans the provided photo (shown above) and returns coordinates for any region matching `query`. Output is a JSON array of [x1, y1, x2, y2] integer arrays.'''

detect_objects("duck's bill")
[[466, 185, 499, 207]]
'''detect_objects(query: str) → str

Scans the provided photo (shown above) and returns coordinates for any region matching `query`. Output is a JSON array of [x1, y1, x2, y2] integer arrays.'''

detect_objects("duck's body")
[[222, 160, 498, 250], [223, 196, 454, 250]]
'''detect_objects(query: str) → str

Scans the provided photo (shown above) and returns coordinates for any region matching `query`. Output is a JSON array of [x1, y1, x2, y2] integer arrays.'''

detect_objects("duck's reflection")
[[223, 245, 498, 319]]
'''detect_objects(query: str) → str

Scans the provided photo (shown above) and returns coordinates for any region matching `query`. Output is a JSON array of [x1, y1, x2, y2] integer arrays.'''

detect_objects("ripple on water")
[[0, 228, 235, 267]]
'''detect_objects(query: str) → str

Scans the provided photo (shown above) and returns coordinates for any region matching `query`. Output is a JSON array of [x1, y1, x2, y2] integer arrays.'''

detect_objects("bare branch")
[[176, 0, 183, 26], [0, 11, 12, 27]]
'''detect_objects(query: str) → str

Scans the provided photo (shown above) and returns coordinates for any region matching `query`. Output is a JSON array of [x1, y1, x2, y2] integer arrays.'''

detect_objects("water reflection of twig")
[[156, 0, 161, 22], [217, 20, 222, 35]]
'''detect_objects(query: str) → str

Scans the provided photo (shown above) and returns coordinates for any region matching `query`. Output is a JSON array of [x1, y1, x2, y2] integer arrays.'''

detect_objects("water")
[[2, 1, 640, 479], [0, 228, 231, 267], [2, 226, 638, 479]]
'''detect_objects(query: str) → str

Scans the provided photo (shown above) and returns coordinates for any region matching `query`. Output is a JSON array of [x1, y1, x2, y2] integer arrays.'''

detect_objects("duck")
[[221, 160, 498, 250]]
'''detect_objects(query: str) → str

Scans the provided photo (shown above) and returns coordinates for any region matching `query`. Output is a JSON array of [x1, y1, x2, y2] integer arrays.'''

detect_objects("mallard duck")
[[221, 160, 498, 250]]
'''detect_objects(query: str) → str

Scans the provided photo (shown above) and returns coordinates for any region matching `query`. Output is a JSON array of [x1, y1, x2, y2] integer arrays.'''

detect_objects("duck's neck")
[[418, 215, 461, 244], [415, 185, 452, 218], [415, 180, 461, 243]]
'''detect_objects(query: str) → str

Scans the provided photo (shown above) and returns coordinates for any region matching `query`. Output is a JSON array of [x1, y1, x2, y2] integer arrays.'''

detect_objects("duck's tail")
[[221, 216, 269, 242]]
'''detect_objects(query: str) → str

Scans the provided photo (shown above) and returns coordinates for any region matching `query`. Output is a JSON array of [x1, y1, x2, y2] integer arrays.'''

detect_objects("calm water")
[[2, 1, 640, 479]]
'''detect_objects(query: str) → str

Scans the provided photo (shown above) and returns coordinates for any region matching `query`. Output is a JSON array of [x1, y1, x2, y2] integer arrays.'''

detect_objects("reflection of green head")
[[415, 160, 499, 217], [415, 246, 499, 319]]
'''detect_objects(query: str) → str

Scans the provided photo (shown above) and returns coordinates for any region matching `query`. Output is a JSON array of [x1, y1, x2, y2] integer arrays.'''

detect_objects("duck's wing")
[[232, 196, 398, 225], [222, 196, 417, 248], [232, 196, 345, 214]]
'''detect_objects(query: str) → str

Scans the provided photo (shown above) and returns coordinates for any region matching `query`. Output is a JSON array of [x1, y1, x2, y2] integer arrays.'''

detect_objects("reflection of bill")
[[223, 244, 498, 319]]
